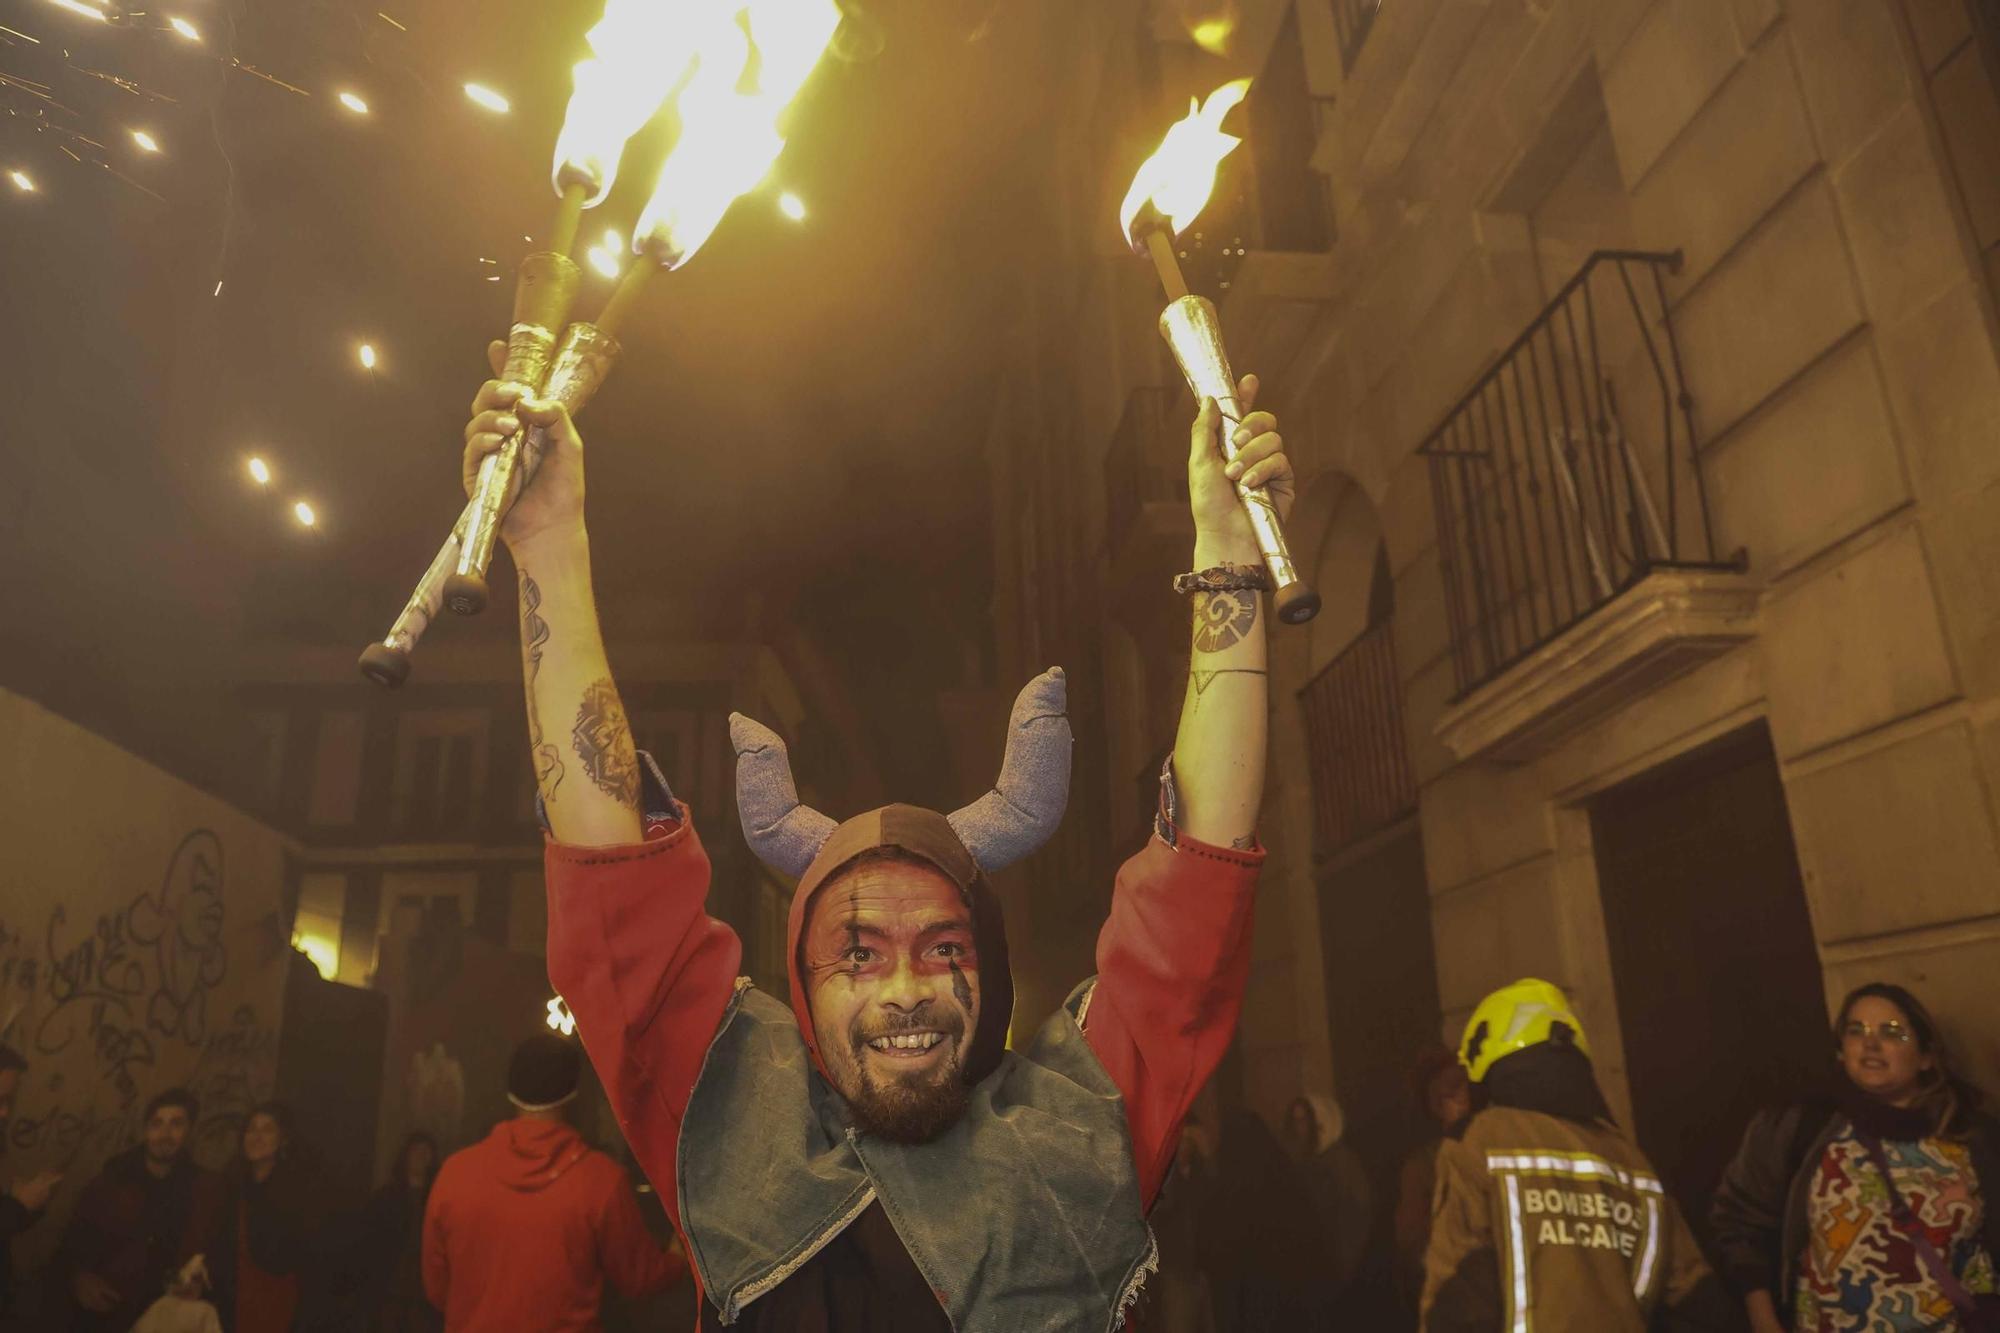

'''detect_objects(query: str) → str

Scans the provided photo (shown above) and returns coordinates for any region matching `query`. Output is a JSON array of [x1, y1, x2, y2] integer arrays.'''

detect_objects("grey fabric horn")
[[947, 667, 1072, 872], [730, 713, 837, 878]]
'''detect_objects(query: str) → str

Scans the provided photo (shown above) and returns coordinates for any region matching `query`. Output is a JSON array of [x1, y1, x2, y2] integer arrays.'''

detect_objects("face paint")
[[803, 854, 982, 1143]]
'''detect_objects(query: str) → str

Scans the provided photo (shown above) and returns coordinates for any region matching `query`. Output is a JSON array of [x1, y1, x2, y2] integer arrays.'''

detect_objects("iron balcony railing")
[[1418, 249, 1738, 699], [1103, 385, 1186, 555], [1300, 620, 1416, 856]]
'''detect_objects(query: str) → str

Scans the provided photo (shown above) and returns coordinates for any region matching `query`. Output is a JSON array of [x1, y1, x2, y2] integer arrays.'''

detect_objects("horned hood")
[[729, 669, 1071, 1087]]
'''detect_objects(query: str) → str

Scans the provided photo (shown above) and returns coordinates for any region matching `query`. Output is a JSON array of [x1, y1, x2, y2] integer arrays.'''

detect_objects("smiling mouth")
[[866, 1031, 947, 1056]]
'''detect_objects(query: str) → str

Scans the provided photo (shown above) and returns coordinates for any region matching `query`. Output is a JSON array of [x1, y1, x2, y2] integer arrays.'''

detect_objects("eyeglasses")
[[1842, 1019, 1914, 1045]]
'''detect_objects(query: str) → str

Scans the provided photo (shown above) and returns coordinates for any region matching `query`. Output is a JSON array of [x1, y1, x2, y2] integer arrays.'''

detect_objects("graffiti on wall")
[[1, 829, 281, 1172]]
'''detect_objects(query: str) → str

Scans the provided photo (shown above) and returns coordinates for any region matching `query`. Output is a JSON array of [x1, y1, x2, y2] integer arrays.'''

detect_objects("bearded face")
[[801, 855, 982, 1143]]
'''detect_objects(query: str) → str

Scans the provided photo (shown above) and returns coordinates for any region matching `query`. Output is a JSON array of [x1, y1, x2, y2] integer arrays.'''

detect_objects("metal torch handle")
[[1214, 396, 1320, 625], [450, 431, 525, 609], [1157, 293, 1321, 625], [1211, 391, 1301, 573], [359, 425, 553, 687], [443, 322, 623, 616]]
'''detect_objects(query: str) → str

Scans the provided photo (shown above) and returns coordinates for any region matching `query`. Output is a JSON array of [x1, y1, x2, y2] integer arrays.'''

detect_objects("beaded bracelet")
[[1172, 562, 1271, 596]]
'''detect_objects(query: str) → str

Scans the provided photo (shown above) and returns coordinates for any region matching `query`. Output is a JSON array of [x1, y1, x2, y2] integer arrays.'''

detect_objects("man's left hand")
[[1188, 373, 1295, 556]]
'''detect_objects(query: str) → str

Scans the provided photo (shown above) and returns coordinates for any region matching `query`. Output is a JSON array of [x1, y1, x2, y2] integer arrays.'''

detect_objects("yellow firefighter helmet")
[[1458, 977, 1591, 1083]]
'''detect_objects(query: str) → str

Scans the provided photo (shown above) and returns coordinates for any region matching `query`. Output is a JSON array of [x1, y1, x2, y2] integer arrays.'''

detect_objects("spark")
[[229, 61, 308, 96], [167, 16, 199, 40], [602, 226, 622, 250], [292, 500, 316, 527], [585, 245, 619, 279], [463, 82, 508, 114], [777, 191, 806, 221], [247, 457, 271, 485], [357, 342, 377, 369], [375, 11, 406, 30], [130, 128, 158, 152], [45, 0, 107, 23], [0, 24, 43, 43], [546, 996, 575, 1036], [73, 66, 179, 102], [9, 170, 34, 191], [212, 279, 222, 296], [0, 71, 54, 97], [338, 90, 369, 114]]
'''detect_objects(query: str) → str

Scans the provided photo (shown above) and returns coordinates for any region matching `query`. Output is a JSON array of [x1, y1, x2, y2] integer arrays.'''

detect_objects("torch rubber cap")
[[442, 573, 490, 617], [359, 642, 411, 688], [1275, 581, 1322, 626]]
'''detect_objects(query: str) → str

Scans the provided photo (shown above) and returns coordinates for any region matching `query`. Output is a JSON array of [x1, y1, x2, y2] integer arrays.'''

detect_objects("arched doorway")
[[1297, 480, 1441, 1325]]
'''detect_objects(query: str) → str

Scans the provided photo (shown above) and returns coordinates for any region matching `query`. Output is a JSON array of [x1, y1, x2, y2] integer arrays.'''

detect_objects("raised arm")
[[1079, 382, 1289, 1207], [461, 344, 740, 1237], [1171, 375, 1291, 845], [462, 340, 640, 847]]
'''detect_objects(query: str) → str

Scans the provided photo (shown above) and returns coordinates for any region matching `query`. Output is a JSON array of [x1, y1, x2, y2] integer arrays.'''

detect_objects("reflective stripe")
[[1485, 1151, 1664, 1194], [1633, 1195, 1661, 1300], [1501, 1173, 1532, 1333]]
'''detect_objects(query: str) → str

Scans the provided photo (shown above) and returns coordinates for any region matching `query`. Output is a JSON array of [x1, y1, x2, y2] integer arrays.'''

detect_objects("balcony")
[[1300, 620, 1417, 856], [1419, 250, 1756, 762]]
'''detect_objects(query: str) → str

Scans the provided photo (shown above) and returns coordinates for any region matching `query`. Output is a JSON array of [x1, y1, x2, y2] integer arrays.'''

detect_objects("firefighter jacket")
[[1420, 1105, 1743, 1333]]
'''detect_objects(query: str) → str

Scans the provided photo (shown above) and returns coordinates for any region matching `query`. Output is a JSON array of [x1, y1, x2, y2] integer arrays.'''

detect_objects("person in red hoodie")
[[420, 1033, 683, 1331]]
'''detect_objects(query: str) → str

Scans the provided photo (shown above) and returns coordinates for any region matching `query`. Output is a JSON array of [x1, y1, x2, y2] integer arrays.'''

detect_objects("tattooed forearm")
[[520, 574, 566, 802], [1190, 667, 1268, 696], [1191, 589, 1259, 654], [571, 677, 640, 810]]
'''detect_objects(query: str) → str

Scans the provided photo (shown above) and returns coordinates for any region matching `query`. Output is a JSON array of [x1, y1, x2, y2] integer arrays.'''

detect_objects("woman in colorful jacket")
[[1710, 982, 2000, 1333]]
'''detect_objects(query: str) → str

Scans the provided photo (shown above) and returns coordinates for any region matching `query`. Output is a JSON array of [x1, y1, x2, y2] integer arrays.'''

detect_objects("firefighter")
[[1420, 979, 1744, 1333]]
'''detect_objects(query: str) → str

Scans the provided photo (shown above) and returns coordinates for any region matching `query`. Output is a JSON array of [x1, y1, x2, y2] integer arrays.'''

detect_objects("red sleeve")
[[543, 805, 743, 1231], [595, 1164, 689, 1299], [1084, 829, 1262, 1210]]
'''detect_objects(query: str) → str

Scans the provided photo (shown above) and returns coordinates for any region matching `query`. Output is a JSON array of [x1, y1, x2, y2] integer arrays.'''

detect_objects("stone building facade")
[[983, 0, 2000, 1256]]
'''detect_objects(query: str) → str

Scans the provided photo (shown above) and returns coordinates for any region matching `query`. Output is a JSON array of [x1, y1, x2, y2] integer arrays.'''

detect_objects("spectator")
[[1282, 1093, 1372, 1318], [1711, 981, 2000, 1333], [1198, 1108, 1324, 1332], [212, 1103, 319, 1333], [1422, 979, 1740, 1332], [421, 1034, 683, 1332], [1, 1043, 62, 1320], [354, 1133, 442, 1333], [59, 1087, 225, 1332], [1395, 1046, 1471, 1306]]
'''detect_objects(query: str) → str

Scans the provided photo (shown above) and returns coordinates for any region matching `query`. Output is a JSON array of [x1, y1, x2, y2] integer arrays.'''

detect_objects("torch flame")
[[552, 0, 695, 205], [553, 0, 839, 269], [1119, 78, 1251, 245], [632, 0, 841, 268]]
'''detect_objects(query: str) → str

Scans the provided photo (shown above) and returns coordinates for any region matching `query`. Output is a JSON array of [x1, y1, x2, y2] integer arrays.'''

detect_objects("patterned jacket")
[[1709, 1097, 2000, 1321]]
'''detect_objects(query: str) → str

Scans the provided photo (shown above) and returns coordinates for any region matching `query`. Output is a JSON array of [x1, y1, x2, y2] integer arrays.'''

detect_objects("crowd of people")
[[5, 975, 1992, 1331], [0, 1035, 683, 1333], [1124, 977, 1996, 1333]]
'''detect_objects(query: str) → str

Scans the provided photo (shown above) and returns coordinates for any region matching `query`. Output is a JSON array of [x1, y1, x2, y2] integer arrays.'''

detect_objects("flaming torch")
[[1121, 80, 1320, 625], [359, 0, 842, 686]]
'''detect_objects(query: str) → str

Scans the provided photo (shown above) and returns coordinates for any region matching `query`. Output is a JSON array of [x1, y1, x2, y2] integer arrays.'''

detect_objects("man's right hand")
[[72, 1270, 120, 1314], [7, 1167, 60, 1212], [463, 339, 587, 553]]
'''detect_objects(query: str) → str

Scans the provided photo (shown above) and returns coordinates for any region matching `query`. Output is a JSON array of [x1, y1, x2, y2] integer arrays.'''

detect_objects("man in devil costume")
[[461, 346, 1296, 1330]]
